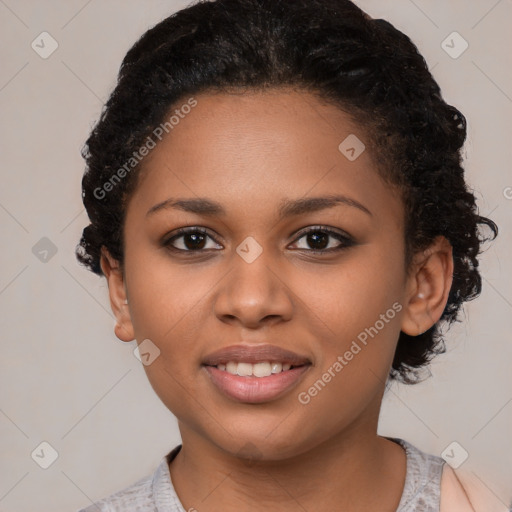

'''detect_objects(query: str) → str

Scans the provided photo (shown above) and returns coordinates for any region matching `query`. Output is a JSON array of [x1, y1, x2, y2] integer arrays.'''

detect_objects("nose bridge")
[[213, 239, 293, 326]]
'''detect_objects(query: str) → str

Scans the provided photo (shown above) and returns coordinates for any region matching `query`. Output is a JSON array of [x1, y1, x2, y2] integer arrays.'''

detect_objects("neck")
[[169, 415, 407, 511]]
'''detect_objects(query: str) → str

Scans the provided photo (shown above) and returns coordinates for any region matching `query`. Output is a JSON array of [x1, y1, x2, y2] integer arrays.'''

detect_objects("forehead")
[[127, 89, 402, 227]]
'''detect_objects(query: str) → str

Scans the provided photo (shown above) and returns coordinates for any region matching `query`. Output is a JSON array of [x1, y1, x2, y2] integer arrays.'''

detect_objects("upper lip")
[[202, 344, 311, 366]]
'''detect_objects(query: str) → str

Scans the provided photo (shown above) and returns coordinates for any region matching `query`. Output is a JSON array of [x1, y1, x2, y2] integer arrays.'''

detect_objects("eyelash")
[[162, 226, 355, 255]]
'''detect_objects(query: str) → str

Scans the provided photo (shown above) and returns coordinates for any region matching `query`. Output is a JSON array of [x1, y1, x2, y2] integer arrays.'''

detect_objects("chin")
[[201, 420, 324, 463]]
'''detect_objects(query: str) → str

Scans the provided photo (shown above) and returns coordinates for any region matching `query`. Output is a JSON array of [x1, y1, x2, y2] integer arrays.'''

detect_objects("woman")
[[75, 0, 498, 510]]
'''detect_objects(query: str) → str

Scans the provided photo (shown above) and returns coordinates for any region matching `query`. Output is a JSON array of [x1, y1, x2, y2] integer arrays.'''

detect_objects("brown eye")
[[163, 228, 222, 252], [304, 231, 330, 250], [290, 227, 354, 253]]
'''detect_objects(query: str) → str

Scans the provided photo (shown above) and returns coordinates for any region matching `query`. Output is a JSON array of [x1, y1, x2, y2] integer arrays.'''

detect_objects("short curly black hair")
[[76, 0, 497, 384]]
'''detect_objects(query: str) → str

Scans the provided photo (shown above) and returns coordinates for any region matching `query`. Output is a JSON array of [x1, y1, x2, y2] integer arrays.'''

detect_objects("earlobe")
[[100, 246, 135, 342], [401, 236, 454, 336]]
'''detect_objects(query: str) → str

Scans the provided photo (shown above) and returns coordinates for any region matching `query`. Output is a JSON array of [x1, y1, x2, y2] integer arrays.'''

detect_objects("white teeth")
[[226, 361, 238, 374], [236, 362, 253, 377], [271, 362, 282, 374], [217, 361, 296, 377], [253, 362, 272, 377]]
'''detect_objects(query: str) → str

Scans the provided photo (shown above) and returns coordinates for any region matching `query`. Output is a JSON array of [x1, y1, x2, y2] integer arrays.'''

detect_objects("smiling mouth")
[[205, 361, 308, 377], [201, 343, 312, 403], [203, 360, 311, 403]]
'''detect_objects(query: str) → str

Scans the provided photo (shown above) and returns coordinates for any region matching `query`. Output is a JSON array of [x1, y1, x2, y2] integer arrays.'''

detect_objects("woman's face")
[[111, 89, 419, 460]]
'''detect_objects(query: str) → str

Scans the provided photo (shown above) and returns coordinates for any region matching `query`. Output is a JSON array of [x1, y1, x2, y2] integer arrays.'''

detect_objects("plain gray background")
[[0, 1, 511, 511]]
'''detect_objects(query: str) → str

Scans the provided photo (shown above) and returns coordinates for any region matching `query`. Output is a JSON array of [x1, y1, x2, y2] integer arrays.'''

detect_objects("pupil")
[[308, 232, 328, 250], [185, 233, 206, 250]]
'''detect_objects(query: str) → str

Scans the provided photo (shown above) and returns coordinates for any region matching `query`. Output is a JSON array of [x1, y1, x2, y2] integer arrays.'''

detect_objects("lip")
[[202, 344, 311, 366], [202, 344, 312, 404], [204, 365, 311, 403]]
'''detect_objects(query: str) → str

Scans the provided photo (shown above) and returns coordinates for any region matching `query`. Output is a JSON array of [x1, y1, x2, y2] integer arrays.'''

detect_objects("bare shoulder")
[[440, 464, 475, 512], [440, 464, 510, 512]]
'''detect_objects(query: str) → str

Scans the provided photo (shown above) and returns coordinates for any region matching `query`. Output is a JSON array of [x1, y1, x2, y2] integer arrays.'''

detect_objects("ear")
[[99, 246, 135, 342], [401, 236, 454, 336]]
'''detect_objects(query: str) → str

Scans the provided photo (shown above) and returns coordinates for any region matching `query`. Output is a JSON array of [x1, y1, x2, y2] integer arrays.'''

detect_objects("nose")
[[213, 249, 294, 329]]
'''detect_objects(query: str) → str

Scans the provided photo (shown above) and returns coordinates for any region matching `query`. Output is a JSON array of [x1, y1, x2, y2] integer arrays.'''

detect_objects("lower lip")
[[203, 365, 310, 404]]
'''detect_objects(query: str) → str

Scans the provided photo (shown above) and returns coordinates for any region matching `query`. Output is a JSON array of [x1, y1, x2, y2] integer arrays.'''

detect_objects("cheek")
[[125, 249, 215, 343], [295, 296, 403, 431], [124, 256, 215, 403], [295, 246, 405, 338], [292, 244, 405, 401]]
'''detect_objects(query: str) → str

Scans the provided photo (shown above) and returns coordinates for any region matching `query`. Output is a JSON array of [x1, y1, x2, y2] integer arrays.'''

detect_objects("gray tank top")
[[78, 437, 445, 511]]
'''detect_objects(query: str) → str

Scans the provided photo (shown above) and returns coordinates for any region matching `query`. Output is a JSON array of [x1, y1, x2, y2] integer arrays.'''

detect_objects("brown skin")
[[100, 89, 453, 511]]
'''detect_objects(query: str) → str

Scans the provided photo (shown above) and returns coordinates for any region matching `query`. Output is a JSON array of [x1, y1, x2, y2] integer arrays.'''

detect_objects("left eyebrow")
[[277, 195, 372, 218], [146, 194, 372, 218]]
